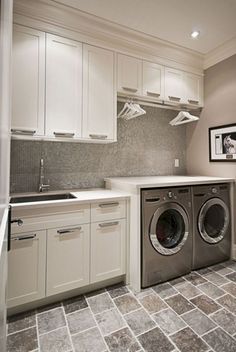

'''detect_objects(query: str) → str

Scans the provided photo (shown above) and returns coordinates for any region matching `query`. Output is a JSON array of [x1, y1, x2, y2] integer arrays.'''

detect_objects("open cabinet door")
[[0, 0, 12, 351]]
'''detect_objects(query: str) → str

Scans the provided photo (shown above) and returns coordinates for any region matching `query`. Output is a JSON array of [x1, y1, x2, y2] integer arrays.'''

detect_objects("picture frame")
[[209, 123, 236, 162]]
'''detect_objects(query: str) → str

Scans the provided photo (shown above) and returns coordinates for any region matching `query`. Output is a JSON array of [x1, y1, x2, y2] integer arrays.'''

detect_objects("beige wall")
[[186, 54, 236, 246]]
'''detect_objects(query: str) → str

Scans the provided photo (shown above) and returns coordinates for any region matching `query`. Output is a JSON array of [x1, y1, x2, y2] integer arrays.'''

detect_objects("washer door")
[[149, 203, 189, 256], [198, 198, 229, 244]]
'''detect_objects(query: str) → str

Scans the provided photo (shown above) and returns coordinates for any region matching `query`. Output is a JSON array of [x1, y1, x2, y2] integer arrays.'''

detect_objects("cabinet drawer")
[[91, 200, 126, 222]]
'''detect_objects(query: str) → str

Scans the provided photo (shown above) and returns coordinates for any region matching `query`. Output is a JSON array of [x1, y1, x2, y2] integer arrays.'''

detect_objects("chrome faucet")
[[38, 158, 50, 192]]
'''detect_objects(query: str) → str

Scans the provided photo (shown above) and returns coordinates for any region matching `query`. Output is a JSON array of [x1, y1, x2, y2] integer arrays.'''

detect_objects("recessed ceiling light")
[[191, 31, 200, 39]]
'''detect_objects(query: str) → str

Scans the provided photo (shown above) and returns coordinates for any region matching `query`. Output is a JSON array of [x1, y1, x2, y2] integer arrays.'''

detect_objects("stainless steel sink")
[[10, 193, 76, 203]]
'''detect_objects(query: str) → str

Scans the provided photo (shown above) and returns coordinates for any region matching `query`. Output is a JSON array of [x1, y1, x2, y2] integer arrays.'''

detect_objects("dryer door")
[[198, 198, 230, 244], [149, 203, 189, 255]]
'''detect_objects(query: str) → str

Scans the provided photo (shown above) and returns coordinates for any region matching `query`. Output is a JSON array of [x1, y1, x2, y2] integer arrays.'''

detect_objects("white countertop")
[[10, 188, 130, 209], [105, 175, 235, 189]]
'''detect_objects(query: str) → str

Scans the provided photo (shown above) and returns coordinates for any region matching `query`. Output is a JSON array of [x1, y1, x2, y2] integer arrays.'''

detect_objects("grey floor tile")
[[124, 308, 156, 336], [152, 282, 178, 299], [39, 326, 72, 352], [181, 308, 216, 335], [63, 295, 87, 314], [106, 282, 129, 298], [217, 294, 236, 314], [85, 288, 106, 298], [37, 307, 66, 335], [221, 282, 236, 297], [37, 302, 61, 314], [191, 294, 220, 315], [211, 264, 233, 276], [226, 272, 236, 283], [203, 327, 236, 352], [7, 327, 38, 352], [67, 308, 96, 334], [95, 308, 126, 336], [196, 267, 213, 276], [223, 260, 236, 271], [165, 294, 195, 315], [169, 277, 186, 287], [198, 282, 225, 299], [114, 293, 141, 314], [176, 282, 201, 299], [138, 326, 175, 352], [72, 326, 107, 352], [87, 292, 114, 314], [204, 272, 229, 286], [211, 308, 236, 335], [134, 288, 153, 300], [185, 272, 207, 286], [153, 308, 186, 335], [105, 327, 140, 352], [170, 327, 208, 352], [7, 310, 36, 335], [139, 293, 167, 314]]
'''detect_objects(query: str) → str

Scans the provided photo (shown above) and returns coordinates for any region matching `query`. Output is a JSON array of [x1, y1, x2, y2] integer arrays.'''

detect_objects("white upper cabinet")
[[183, 72, 203, 106], [82, 44, 116, 141], [164, 67, 184, 103], [46, 34, 82, 139], [143, 61, 164, 100], [117, 54, 142, 95], [12, 25, 45, 136]]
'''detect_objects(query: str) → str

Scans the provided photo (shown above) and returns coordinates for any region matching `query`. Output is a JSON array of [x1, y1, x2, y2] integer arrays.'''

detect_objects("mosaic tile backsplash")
[[10, 104, 186, 193]]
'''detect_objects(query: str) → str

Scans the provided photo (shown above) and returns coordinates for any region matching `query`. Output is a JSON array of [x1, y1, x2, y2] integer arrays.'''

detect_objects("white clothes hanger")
[[118, 100, 146, 120], [169, 111, 199, 126]]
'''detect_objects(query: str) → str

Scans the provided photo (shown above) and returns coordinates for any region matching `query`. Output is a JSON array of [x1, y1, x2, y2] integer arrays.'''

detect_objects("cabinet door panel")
[[184, 73, 203, 106], [12, 25, 45, 136], [117, 54, 142, 95], [46, 34, 82, 138], [91, 220, 125, 283], [7, 230, 46, 308], [164, 67, 184, 103], [143, 61, 164, 99], [83, 45, 116, 141], [47, 224, 89, 296]]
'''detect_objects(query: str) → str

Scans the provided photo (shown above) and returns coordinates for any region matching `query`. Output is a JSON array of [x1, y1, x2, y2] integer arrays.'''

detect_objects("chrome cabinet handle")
[[57, 226, 82, 234], [168, 96, 181, 101], [13, 234, 36, 241], [99, 221, 119, 228], [122, 87, 138, 92], [53, 132, 75, 137], [146, 91, 160, 97], [188, 99, 199, 104], [11, 129, 36, 135], [99, 202, 119, 208], [89, 134, 108, 140], [11, 218, 23, 226]]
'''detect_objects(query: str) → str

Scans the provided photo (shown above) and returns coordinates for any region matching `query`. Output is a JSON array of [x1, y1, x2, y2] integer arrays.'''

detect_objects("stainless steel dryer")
[[192, 184, 231, 270], [141, 187, 192, 288]]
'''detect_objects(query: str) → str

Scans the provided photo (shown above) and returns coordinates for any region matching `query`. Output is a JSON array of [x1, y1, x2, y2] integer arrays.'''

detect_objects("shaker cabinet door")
[[117, 54, 142, 95], [143, 61, 164, 100]]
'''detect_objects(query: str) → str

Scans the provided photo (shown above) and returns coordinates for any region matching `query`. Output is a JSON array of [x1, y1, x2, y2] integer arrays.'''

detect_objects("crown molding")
[[204, 36, 236, 69], [13, 0, 204, 75]]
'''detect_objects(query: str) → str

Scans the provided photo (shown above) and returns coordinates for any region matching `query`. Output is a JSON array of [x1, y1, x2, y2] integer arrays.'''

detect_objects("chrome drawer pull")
[[146, 91, 160, 96], [11, 129, 36, 135], [89, 134, 108, 140], [99, 202, 119, 208], [122, 87, 138, 92], [99, 221, 119, 228], [168, 96, 181, 101], [188, 99, 199, 104], [53, 132, 75, 138], [13, 234, 36, 241], [57, 226, 82, 234]]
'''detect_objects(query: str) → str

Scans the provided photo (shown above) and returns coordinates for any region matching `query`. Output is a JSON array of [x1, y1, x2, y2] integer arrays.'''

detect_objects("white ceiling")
[[54, 0, 236, 54]]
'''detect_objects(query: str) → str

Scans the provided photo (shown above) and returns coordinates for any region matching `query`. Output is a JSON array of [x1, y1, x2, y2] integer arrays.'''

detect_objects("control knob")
[[168, 191, 173, 199], [211, 187, 218, 194]]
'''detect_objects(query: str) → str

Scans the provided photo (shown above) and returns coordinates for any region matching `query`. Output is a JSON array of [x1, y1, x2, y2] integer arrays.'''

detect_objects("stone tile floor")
[[7, 260, 236, 352]]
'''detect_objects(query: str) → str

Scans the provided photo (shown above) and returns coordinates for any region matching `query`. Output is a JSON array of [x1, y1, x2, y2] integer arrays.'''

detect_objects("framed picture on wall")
[[209, 123, 236, 161]]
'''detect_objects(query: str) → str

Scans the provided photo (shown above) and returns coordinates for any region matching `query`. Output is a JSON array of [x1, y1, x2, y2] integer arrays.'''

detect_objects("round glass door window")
[[149, 204, 189, 255], [198, 198, 229, 244]]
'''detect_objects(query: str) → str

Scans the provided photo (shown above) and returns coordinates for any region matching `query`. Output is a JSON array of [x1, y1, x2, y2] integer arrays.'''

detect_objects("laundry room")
[[1, 1, 236, 352]]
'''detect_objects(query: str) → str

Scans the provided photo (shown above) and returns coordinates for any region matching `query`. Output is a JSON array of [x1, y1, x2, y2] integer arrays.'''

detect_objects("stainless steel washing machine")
[[141, 187, 192, 288], [192, 184, 231, 270]]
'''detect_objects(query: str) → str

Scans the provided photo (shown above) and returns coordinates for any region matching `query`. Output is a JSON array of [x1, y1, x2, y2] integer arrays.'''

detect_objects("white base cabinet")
[[47, 224, 90, 296], [7, 230, 46, 308], [91, 219, 126, 283]]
